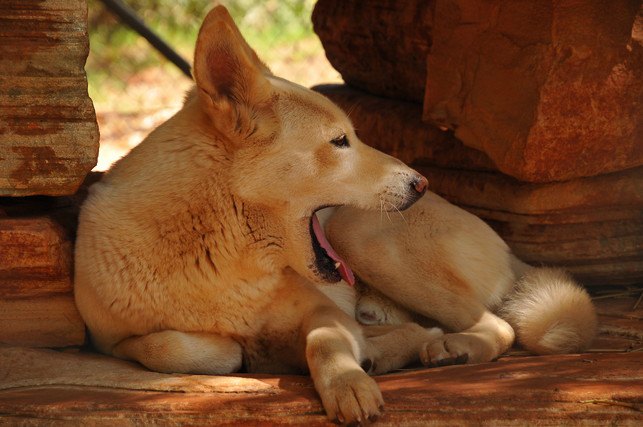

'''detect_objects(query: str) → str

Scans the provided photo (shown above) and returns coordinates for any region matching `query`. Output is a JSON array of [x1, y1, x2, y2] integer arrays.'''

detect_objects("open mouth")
[[309, 211, 355, 286]]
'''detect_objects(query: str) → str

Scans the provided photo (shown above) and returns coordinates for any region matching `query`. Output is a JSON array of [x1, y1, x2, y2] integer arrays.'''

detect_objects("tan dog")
[[324, 192, 598, 366], [74, 6, 444, 424]]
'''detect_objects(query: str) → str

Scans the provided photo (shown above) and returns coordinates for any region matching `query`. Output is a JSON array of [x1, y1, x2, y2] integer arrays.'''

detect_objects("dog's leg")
[[112, 330, 242, 374], [420, 310, 515, 366], [361, 277, 516, 365], [356, 285, 414, 325], [302, 306, 385, 424], [362, 323, 444, 375]]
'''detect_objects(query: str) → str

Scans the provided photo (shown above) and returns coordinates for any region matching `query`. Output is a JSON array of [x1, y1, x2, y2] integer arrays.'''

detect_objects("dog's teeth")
[[334, 262, 341, 269]]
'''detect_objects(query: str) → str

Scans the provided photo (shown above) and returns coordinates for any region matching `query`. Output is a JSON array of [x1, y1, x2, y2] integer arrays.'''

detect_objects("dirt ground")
[[92, 38, 342, 171]]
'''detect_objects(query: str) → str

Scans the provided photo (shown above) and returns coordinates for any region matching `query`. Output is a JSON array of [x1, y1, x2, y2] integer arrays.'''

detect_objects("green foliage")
[[86, 0, 317, 104], [87, 0, 316, 73], [222, 0, 316, 52]]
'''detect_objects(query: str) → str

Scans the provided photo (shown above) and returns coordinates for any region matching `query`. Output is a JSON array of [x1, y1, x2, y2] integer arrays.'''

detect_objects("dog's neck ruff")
[[311, 213, 355, 285]]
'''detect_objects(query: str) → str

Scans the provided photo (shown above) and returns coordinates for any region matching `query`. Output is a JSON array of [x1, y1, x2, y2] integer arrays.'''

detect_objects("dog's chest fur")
[[82, 175, 285, 338]]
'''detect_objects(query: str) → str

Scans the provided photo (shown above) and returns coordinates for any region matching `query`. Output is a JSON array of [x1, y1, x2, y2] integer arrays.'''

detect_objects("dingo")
[[75, 6, 442, 424]]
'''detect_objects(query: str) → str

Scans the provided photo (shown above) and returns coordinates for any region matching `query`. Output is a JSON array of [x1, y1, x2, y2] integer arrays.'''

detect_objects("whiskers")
[[378, 196, 408, 226], [386, 201, 408, 225], [379, 196, 392, 227]]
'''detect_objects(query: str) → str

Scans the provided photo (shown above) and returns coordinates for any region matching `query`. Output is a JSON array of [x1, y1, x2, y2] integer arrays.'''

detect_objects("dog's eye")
[[330, 134, 349, 148]]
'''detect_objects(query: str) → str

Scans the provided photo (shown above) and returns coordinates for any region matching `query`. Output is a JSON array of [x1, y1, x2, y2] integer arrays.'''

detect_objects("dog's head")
[[192, 6, 427, 285]]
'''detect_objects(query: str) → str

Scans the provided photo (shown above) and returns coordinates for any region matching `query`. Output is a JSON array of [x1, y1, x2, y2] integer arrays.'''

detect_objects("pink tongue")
[[311, 213, 355, 286]]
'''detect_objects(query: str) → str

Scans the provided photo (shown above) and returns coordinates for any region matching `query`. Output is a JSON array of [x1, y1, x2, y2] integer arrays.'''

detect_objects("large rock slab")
[[594, 295, 643, 351], [312, 0, 434, 102], [316, 85, 643, 286], [0, 217, 72, 299], [0, 297, 84, 347], [0, 216, 85, 347], [0, 0, 99, 196], [0, 176, 98, 347], [0, 346, 640, 425], [424, 0, 643, 182]]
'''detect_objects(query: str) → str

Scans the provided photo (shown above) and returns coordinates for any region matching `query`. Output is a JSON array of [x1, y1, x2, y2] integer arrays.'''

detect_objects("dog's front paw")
[[317, 369, 384, 425], [420, 333, 473, 367]]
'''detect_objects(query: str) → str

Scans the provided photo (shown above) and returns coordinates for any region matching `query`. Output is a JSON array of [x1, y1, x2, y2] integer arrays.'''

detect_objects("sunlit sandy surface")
[[92, 39, 341, 171]]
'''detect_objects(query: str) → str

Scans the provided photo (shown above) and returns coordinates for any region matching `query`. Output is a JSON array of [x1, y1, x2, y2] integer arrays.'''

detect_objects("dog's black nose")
[[410, 175, 428, 196]]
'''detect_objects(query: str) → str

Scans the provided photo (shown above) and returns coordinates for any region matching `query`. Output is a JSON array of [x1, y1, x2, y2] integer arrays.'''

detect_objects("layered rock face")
[[0, 199, 87, 347], [313, 0, 643, 285], [0, 0, 99, 196], [312, 0, 435, 102], [424, 0, 643, 182], [0, 173, 99, 348], [0, 0, 97, 346], [314, 0, 642, 182]]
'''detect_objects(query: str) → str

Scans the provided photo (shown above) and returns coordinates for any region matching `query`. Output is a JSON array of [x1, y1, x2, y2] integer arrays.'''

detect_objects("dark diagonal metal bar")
[[98, 0, 193, 79]]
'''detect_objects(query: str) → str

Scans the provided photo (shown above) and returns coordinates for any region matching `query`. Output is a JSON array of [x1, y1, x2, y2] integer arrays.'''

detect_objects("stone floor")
[[0, 295, 641, 425]]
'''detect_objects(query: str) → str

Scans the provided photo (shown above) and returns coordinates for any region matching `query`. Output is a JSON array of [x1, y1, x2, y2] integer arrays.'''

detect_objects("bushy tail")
[[499, 266, 597, 355]]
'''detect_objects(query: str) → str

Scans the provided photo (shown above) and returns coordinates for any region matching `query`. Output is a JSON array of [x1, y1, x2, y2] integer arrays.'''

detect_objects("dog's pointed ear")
[[193, 6, 273, 126]]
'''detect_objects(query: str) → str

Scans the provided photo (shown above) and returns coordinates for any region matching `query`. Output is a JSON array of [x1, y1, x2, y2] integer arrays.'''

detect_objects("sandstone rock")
[[0, 297, 85, 347], [421, 166, 643, 218], [313, 0, 434, 102], [0, 216, 85, 347], [318, 85, 643, 286], [0, 218, 72, 299], [424, 0, 643, 182], [0, 0, 99, 196], [595, 295, 643, 343], [0, 347, 275, 394], [0, 346, 640, 425], [0, 176, 99, 347], [315, 84, 495, 171]]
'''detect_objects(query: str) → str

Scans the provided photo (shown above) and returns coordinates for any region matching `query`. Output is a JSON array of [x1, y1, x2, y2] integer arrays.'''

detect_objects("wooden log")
[[424, 0, 643, 182], [312, 0, 434, 102], [0, 0, 99, 196], [316, 84, 643, 286], [0, 346, 640, 424]]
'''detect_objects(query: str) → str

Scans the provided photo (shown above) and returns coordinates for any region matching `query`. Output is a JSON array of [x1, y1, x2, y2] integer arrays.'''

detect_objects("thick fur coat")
[[75, 6, 441, 424]]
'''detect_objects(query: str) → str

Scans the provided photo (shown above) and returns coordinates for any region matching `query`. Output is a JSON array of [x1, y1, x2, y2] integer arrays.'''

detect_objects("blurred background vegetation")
[[86, 0, 340, 169]]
